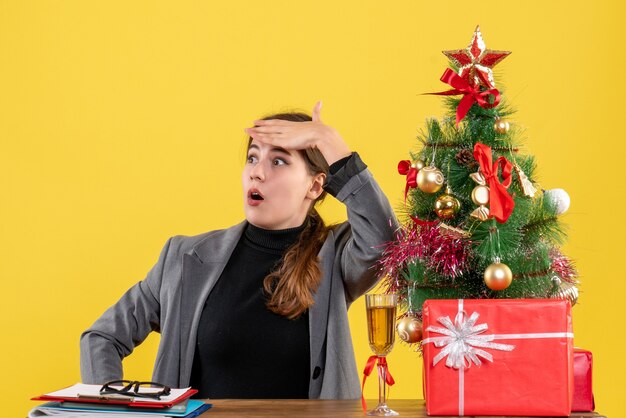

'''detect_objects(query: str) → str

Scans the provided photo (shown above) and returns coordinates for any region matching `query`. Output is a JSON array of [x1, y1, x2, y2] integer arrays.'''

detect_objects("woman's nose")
[[249, 161, 266, 181]]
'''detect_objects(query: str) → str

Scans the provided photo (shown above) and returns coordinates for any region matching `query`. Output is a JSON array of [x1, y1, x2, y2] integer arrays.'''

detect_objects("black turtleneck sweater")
[[189, 152, 367, 399], [189, 222, 310, 399]]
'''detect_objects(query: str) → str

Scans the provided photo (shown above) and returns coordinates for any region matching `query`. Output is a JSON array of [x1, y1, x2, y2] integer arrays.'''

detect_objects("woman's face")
[[242, 139, 325, 230]]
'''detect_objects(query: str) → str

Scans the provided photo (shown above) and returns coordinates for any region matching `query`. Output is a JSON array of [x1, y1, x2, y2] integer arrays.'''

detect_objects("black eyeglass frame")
[[100, 380, 171, 400]]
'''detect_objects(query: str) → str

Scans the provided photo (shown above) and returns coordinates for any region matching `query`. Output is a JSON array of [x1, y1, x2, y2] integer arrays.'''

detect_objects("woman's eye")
[[273, 158, 287, 166], [247, 155, 258, 164]]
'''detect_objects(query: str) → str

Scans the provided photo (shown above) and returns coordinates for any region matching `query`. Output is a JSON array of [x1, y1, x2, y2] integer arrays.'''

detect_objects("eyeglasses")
[[100, 380, 171, 400]]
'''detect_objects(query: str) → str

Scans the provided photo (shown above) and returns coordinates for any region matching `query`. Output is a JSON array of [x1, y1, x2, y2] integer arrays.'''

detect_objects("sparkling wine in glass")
[[365, 293, 398, 416]]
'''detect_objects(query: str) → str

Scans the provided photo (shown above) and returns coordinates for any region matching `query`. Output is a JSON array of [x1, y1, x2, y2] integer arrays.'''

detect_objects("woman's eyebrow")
[[247, 143, 292, 156], [270, 146, 291, 156]]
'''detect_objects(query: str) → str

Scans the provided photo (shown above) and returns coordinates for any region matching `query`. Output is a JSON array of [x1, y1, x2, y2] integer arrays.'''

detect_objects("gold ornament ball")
[[413, 159, 425, 170], [416, 166, 444, 193], [484, 262, 513, 291], [397, 316, 423, 343], [471, 185, 490, 205], [494, 119, 510, 134], [434, 193, 461, 219]]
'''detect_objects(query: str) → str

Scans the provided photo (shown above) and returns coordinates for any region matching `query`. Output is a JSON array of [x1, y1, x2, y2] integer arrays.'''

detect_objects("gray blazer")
[[80, 168, 397, 399]]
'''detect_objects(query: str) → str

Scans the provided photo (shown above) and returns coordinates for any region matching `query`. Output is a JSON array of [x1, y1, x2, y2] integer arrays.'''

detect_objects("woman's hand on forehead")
[[245, 101, 351, 165]]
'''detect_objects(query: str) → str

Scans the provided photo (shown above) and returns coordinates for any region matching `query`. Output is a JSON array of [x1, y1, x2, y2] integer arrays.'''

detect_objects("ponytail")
[[263, 210, 331, 319]]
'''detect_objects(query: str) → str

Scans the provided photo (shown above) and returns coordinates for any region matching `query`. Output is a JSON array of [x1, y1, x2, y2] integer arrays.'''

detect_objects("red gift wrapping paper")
[[422, 299, 573, 416], [572, 348, 595, 412]]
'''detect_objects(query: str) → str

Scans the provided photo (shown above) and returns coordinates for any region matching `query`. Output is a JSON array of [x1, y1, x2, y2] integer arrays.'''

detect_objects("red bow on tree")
[[474, 142, 515, 223], [410, 215, 438, 227], [398, 160, 419, 201], [428, 68, 501, 126]]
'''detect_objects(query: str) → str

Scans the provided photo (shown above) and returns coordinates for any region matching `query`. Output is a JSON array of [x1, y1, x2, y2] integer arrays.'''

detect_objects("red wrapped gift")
[[422, 299, 574, 416], [572, 348, 595, 412]]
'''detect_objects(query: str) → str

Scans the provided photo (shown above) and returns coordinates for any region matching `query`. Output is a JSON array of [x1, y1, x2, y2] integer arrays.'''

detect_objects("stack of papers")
[[30, 384, 210, 418]]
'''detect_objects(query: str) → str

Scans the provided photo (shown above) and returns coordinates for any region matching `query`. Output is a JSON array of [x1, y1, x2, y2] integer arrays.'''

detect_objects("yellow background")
[[1, 1, 624, 416]]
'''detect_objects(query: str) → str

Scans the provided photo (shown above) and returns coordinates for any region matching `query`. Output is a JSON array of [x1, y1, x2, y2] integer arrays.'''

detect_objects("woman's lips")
[[247, 189, 264, 206]]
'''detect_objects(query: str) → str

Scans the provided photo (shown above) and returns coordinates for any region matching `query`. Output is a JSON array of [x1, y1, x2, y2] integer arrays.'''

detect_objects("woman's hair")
[[247, 112, 332, 320]]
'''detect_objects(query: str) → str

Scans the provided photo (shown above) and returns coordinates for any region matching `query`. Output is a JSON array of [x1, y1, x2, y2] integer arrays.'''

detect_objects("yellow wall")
[[2, 1, 624, 416]]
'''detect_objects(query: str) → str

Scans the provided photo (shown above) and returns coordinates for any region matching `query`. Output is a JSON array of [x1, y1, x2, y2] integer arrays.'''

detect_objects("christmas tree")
[[382, 26, 579, 345]]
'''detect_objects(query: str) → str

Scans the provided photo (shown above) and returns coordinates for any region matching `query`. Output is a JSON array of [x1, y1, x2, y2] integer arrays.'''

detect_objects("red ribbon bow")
[[429, 68, 501, 126], [410, 215, 439, 227], [473, 142, 515, 223], [398, 160, 418, 201], [361, 355, 395, 412]]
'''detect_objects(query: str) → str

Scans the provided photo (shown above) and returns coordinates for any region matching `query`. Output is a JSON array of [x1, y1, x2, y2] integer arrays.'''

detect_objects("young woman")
[[80, 102, 398, 399]]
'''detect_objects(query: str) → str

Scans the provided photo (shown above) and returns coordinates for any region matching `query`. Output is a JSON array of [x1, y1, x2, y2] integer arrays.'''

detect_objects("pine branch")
[[422, 143, 520, 152], [521, 195, 567, 246]]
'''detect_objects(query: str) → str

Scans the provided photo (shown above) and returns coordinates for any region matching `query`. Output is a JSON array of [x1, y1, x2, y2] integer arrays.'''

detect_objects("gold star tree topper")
[[443, 26, 511, 89]]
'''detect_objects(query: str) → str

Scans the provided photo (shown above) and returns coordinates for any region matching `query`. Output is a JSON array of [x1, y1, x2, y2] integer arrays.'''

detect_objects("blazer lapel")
[[178, 221, 247, 385], [308, 237, 333, 392]]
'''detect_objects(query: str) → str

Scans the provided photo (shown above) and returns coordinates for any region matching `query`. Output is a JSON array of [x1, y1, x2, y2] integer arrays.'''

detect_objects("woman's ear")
[[307, 173, 326, 200]]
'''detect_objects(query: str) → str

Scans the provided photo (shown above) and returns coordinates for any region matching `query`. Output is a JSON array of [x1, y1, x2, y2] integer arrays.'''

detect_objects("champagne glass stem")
[[377, 361, 387, 408]]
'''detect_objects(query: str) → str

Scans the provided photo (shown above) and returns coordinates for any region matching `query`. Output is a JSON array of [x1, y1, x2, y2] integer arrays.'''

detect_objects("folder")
[[32, 383, 198, 409], [29, 400, 211, 418]]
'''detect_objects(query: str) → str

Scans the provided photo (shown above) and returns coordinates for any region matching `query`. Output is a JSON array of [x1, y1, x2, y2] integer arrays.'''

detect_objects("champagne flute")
[[365, 293, 399, 416]]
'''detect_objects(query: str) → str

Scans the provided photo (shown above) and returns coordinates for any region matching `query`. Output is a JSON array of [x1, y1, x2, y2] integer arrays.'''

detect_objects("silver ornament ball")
[[544, 188, 571, 215]]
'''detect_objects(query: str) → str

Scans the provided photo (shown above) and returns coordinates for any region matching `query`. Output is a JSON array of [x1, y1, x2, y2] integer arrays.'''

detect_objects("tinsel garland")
[[378, 220, 474, 293], [549, 248, 578, 283]]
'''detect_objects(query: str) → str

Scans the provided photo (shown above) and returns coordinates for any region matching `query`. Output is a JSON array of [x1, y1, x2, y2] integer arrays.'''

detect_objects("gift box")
[[422, 299, 573, 416], [572, 348, 595, 412]]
